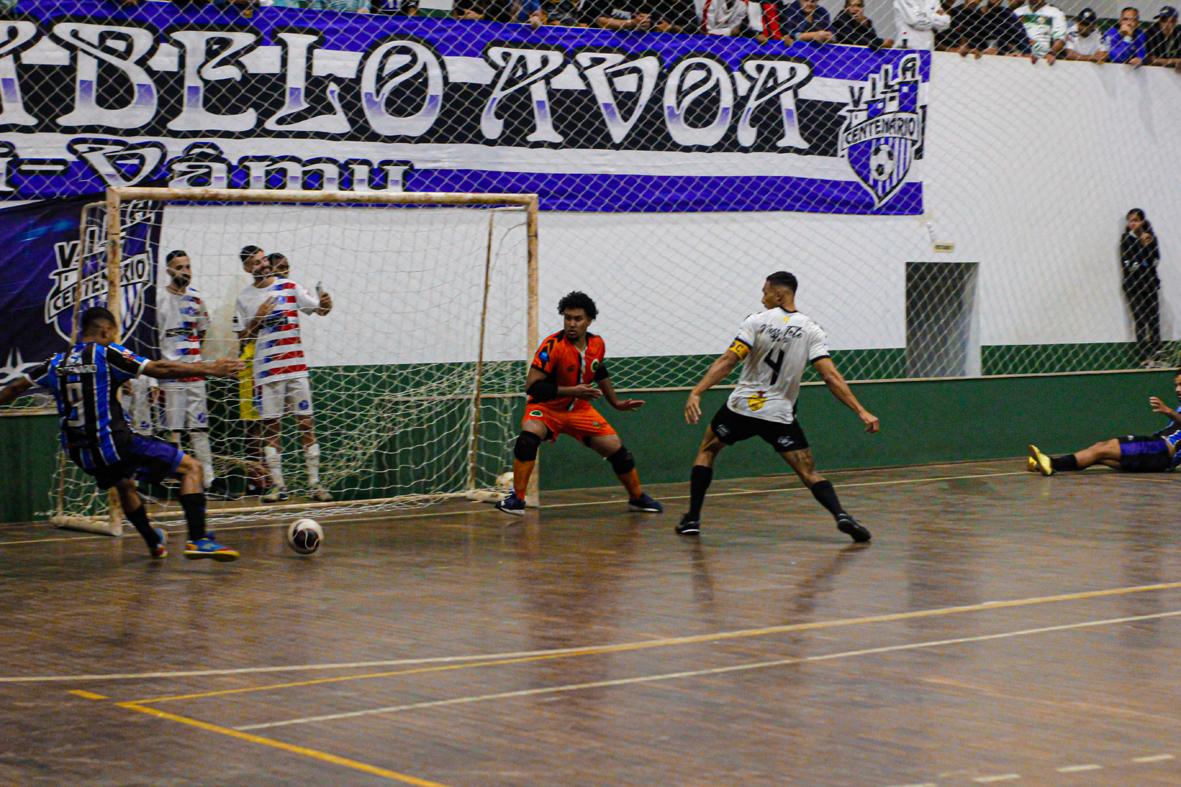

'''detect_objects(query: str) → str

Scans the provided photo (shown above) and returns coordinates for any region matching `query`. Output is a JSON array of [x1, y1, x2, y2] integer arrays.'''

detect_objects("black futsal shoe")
[[675, 514, 701, 536], [837, 513, 871, 543]]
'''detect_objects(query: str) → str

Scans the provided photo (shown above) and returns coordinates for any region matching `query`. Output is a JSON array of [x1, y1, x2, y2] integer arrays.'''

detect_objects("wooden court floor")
[[2, 458, 1180, 786]]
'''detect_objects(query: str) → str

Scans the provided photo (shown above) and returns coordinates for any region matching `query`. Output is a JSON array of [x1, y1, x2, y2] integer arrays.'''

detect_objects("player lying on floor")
[[1028, 371, 1181, 475]]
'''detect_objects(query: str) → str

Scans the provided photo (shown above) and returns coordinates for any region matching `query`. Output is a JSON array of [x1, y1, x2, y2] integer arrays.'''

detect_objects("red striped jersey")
[[157, 286, 209, 384], [233, 277, 320, 384]]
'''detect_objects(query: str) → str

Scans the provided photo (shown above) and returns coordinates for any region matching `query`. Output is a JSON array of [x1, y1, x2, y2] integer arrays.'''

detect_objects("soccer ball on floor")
[[286, 518, 323, 555]]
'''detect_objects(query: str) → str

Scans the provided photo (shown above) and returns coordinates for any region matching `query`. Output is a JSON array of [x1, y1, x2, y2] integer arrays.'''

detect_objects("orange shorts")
[[523, 403, 617, 443]]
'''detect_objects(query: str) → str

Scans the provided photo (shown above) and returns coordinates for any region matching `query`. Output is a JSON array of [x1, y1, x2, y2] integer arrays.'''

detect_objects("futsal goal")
[[51, 187, 538, 535]]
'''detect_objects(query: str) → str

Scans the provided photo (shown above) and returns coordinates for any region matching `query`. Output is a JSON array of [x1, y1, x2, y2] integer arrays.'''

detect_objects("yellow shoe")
[[1027, 444, 1053, 476], [1026, 456, 1037, 472]]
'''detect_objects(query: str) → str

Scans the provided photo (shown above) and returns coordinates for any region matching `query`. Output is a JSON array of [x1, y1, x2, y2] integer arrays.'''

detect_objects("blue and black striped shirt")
[[23, 342, 150, 469]]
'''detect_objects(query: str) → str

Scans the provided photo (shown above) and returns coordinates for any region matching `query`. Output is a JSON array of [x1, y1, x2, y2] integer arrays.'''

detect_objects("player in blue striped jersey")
[[1029, 371, 1181, 475], [0, 307, 243, 560]]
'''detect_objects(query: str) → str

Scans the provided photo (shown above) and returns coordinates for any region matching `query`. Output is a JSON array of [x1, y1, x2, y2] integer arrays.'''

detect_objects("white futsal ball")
[[286, 518, 323, 555], [870, 143, 896, 181], [496, 471, 515, 491]]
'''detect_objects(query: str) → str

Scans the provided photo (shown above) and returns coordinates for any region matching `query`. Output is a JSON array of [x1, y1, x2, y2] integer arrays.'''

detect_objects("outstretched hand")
[[1149, 396, 1173, 416], [569, 384, 602, 400], [613, 398, 645, 411], [207, 358, 246, 378], [860, 410, 880, 433], [684, 392, 702, 424]]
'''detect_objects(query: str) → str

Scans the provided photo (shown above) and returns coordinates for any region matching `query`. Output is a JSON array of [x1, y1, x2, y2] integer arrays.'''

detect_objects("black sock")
[[810, 480, 846, 520], [179, 493, 207, 542], [687, 465, 713, 519], [125, 505, 159, 547], [1051, 454, 1080, 471]]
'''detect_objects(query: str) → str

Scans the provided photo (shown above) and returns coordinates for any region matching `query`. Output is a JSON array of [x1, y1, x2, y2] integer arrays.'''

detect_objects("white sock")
[[263, 445, 285, 489], [190, 431, 214, 487], [305, 443, 321, 487]]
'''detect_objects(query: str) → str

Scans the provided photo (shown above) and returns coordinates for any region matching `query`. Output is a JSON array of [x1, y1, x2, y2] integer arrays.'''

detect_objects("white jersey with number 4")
[[726, 308, 830, 424]]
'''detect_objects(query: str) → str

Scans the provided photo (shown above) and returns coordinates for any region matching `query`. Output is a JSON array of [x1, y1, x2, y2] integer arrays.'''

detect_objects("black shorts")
[[69, 435, 185, 490], [1117, 435, 1173, 473], [710, 404, 809, 452]]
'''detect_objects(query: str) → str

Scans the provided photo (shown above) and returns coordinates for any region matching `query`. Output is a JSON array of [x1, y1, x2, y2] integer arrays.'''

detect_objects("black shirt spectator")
[[1121, 209, 1163, 366], [969, 0, 1032, 54], [1146, 6, 1181, 66], [454, 0, 515, 21], [582, 0, 693, 31], [832, 0, 894, 47], [936, 0, 984, 51]]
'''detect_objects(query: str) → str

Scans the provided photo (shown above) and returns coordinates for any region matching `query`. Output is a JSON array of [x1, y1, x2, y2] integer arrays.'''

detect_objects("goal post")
[[50, 187, 539, 533]]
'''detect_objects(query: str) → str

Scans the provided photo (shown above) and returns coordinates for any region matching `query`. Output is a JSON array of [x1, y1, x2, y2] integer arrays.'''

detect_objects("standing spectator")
[[1146, 5, 1181, 66], [894, 0, 950, 49], [833, 0, 894, 47], [780, 0, 836, 42], [702, 0, 765, 35], [1121, 208, 1162, 367], [1014, 0, 1067, 62], [274, 0, 370, 9], [936, 0, 984, 53], [1104, 7, 1148, 64], [372, 0, 419, 13], [1065, 7, 1109, 61], [582, 0, 653, 29], [969, 0, 1032, 55], [535, 0, 582, 25]]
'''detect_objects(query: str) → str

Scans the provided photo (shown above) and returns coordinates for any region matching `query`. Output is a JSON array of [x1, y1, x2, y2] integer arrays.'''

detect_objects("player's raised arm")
[[684, 346, 743, 424], [144, 357, 244, 380], [811, 356, 879, 433]]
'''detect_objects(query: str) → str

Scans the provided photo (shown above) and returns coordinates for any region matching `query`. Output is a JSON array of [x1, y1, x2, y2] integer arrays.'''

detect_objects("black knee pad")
[[607, 446, 635, 475], [514, 432, 542, 462]]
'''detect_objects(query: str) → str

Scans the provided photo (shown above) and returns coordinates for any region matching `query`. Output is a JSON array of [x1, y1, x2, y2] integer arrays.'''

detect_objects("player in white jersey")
[[233, 250, 333, 503], [679, 272, 880, 541], [157, 250, 217, 490]]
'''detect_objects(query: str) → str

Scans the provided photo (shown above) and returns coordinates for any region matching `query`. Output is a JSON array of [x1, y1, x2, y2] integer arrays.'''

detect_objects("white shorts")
[[161, 381, 209, 431], [257, 377, 314, 420]]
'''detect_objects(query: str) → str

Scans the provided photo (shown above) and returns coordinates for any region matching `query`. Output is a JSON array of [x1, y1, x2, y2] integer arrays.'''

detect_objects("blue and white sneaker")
[[184, 536, 240, 562], [150, 527, 168, 559], [628, 493, 663, 513], [496, 491, 526, 516]]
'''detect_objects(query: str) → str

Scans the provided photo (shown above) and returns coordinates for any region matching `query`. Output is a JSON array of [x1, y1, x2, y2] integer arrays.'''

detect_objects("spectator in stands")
[[1065, 7, 1109, 61], [833, 0, 894, 47], [583, 0, 693, 31], [893, 0, 950, 49], [781, 0, 836, 42], [702, 0, 765, 35], [1014, 0, 1067, 62], [372, 0, 419, 12], [935, 0, 983, 54], [1104, 7, 1148, 64], [275, 0, 370, 9], [1146, 5, 1181, 65], [1121, 209, 1163, 367], [969, 0, 1032, 55], [454, 0, 514, 20], [518, 0, 581, 25]]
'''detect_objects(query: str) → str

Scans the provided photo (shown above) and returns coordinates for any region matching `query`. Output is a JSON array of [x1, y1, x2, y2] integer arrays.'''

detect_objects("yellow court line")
[[68, 689, 107, 700], [126, 579, 1181, 706], [116, 701, 447, 786]]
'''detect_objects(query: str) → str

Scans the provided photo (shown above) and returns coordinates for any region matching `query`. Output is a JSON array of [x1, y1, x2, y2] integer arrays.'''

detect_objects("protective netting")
[[2, 0, 1180, 526], [50, 192, 534, 527]]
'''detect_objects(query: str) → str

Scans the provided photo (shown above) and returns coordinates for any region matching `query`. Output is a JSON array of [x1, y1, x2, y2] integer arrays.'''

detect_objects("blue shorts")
[[1117, 435, 1173, 473], [70, 435, 184, 490]]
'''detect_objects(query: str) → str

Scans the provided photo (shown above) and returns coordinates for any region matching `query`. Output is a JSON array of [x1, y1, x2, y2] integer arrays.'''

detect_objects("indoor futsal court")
[[2, 458, 1180, 786]]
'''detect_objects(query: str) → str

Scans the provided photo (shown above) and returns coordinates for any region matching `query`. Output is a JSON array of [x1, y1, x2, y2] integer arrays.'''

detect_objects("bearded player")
[[496, 291, 663, 516]]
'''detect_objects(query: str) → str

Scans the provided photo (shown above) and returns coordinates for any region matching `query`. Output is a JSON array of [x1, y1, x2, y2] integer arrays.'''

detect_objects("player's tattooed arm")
[[684, 349, 742, 424], [0, 378, 32, 407], [812, 357, 880, 433], [145, 358, 244, 380]]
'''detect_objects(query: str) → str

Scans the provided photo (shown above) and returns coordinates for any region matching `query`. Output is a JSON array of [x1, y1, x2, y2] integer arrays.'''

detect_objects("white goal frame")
[[52, 187, 539, 535]]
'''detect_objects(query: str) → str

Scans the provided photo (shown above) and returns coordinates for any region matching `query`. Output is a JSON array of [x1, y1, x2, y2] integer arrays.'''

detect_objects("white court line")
[[1056, 764, 1101, 773], [0, 469, 1028, 549], [234, 609, 1181, 731], [5, 579, 1181, 685], [1132, 754, 1175, 763], [973, 776, 1021, 784]]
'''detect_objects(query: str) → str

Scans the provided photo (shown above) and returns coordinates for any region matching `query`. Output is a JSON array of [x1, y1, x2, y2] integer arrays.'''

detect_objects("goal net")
[[51, 188, 537, 534]]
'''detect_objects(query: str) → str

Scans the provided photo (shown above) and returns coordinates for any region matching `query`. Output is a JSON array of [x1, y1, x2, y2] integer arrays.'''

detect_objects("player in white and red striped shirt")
[[233, 251, 333, 503], [158, 250, 216, 489]]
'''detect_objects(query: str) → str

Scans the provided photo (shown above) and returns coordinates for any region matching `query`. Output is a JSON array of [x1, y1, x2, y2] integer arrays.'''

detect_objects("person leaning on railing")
[[1145, 5, 1181, 66], [1103, 6, 1148, 64], [832, 0, 893, 47], [1064, 7, 1109, 62]]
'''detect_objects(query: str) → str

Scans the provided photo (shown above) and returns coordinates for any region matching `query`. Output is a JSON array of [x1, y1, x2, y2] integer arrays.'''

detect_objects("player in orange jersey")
[[496, 291, 663, 516]]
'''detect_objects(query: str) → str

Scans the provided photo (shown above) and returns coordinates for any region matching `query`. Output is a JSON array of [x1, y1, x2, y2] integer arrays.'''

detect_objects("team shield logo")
[[838, 55, 924, 209]]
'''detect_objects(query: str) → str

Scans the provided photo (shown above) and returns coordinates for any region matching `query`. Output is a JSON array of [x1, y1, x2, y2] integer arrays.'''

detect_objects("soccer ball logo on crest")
[[870, 144, 896, 181]]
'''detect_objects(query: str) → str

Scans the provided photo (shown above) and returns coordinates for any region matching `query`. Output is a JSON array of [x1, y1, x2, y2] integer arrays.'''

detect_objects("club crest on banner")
[[838, 54, 924, 209]]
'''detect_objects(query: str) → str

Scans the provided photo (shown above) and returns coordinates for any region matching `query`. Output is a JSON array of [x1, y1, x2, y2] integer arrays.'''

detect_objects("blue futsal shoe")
[[184, 536, 240, 562], [627, 493, 664, 513], [150, 527, 168, 559], [496, 491, 526, 516]]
